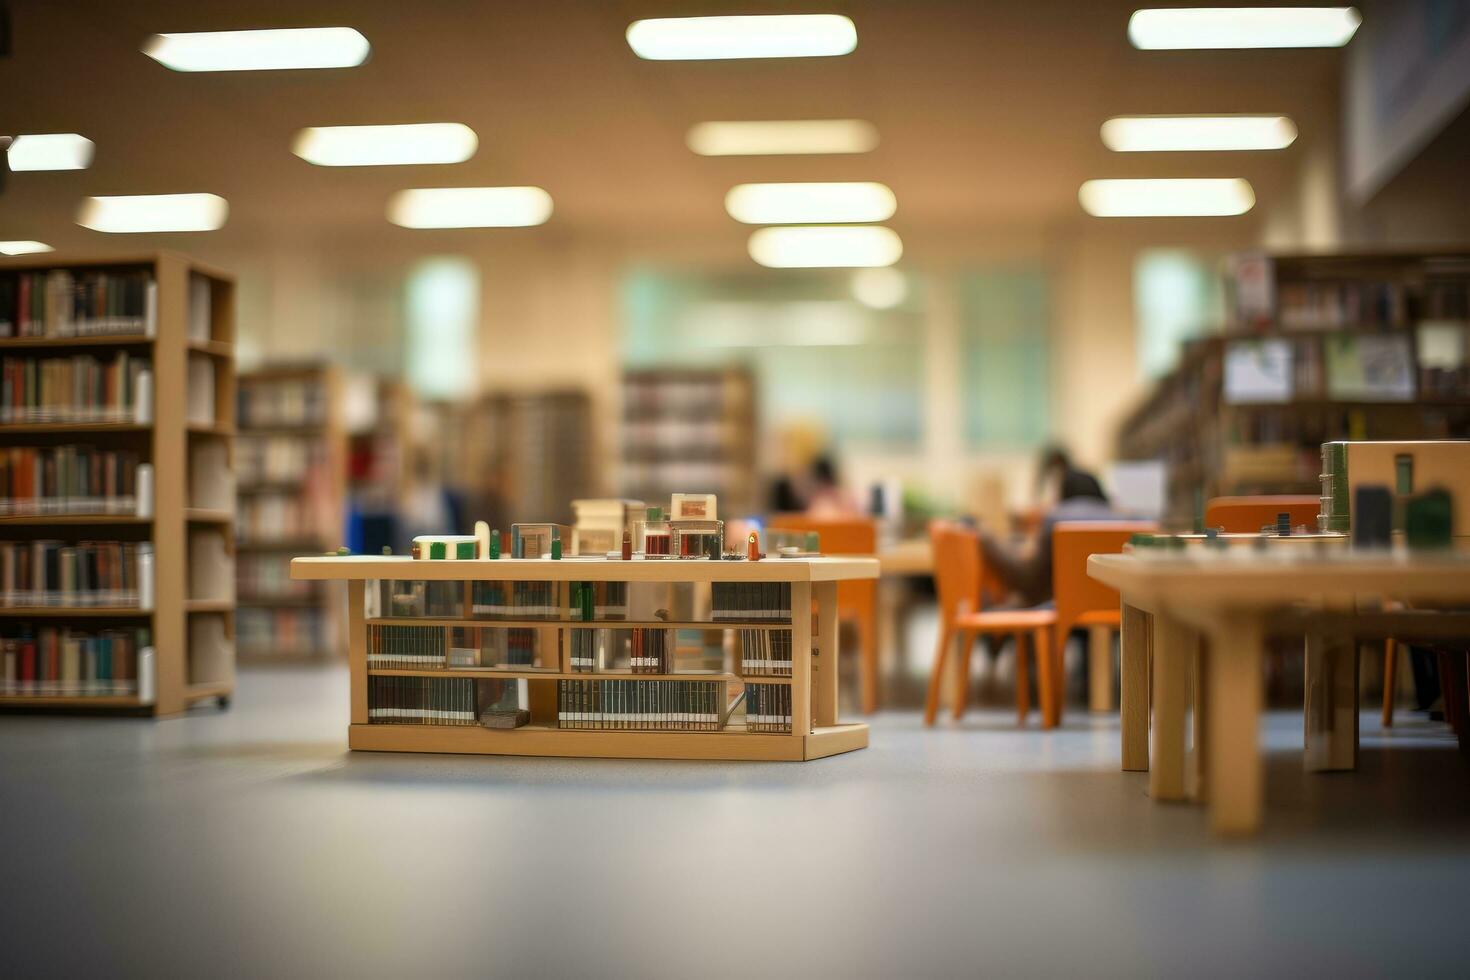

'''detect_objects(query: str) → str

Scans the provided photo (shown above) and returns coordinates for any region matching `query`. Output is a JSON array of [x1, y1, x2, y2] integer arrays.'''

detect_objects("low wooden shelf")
[[292, 555, 877, 761]]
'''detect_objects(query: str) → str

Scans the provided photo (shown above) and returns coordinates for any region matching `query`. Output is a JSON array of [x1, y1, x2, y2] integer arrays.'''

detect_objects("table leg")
[[1149, 613, 1194, 801], [1206, 616, 1264, 835], [1304, 633, 1360, 772], [1121, 604, 1150, 771], [1089, 624, 1114, 712]]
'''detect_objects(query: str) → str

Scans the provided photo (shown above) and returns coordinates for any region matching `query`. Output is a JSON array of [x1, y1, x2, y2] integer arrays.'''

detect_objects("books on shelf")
[[557, 677, 726, 731], [0, 353, 151, 423], [0, 268, 156, 339], [745, 682, 792, 733], [1, 624, 151, 695], [0, 540, 151, 607], [629, 627, 671, 673], [0, 446, 149, 516], [238, 377, 327, 428], [236, 491, 329, 544], [238, 606, 327, 656], [368, 624, 445, 669], [712, 582, 792, 621], [368, 675, 476, 725], [471, 580, 558, 618], [740, 629, 793, 677], [238, 434, 329, 485], [569, 580, 627, 620], [238, 553, 316, 601]]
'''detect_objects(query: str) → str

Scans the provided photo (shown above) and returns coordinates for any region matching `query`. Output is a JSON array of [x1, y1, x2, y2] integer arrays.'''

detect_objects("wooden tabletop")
[[878, 538, 932, 576], [292, 554, 879, 583]]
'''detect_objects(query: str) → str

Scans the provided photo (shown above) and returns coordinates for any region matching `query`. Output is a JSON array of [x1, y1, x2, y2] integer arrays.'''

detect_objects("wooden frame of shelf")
[[0, 251, 237, 714], [292, 555, 876, 761]]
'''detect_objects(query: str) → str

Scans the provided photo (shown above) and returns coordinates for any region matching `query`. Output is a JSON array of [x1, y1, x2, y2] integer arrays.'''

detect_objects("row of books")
[[367, 675, 477, 725], [238, 607, 328, 656], [472, 580, 558, 618], [623, 375, 750, 418], [0, 269, 156, 339], [1276, 280, 1414, 331], [0, 625, 152, 697], [0, 540, 151, 608], [237, 553, 316, 601], [0, 446, 150, 516], [368, 624, 445, 668], [569, 580, 628, 619], [236, 493, 328, 544], [384, 580, 463, 618], [739, 629, 793, 677], [237, 433, 327, 486], [0, 353, 150, 424], [557, 678, 727, 731], [745, 682, 793, 733], [712, 582, 793, 621], [238, 378, 327, 428]]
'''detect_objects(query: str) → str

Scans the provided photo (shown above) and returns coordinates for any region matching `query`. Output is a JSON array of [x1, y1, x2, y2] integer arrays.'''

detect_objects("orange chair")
[[767, 515, 880, 713], [1204, 495, 1320, 533], [1050, 521, 1158, 723], [925, 520, 1058, 727]]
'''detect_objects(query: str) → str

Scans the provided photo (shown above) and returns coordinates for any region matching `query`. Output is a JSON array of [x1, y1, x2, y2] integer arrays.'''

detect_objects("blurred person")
[[805, 455, 859, 516], [1033, 444, 1072, 509], [980, 468, 1120, 608]]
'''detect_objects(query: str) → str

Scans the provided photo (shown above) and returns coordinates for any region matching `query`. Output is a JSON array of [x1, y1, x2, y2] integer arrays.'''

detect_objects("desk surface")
[[293, 554, 879, 583], [878, 538, 932, 576]]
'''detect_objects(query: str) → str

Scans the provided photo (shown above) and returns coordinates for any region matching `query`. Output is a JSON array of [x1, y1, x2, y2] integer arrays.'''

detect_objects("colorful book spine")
[[0, 353, 150, 424], [0, 539, 147, 607], [0, 624, 149, 696]]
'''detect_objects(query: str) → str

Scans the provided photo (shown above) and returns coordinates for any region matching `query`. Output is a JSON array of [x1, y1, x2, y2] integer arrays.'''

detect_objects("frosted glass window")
[[1135, 250, 1223, 379], [959, 268, 1051, 447], [406, 257, 479, 399]]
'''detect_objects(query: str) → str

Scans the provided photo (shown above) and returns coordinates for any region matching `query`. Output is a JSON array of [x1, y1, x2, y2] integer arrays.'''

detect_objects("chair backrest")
[[1053, 520, 1157, 633], [766, 515, 878, 612], [1204, 495, 1320, 533], [928, 519, 983, 621]]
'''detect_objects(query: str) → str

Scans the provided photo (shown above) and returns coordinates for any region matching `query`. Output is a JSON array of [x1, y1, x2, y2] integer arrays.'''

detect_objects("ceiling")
[[2, 0, 1346, 257]]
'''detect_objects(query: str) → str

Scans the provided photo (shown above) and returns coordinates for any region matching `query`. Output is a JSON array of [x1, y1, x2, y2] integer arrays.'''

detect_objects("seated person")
[[979, 469, 1120, 608]]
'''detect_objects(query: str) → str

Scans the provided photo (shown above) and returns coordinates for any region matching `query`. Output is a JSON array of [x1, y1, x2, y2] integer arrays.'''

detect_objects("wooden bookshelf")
[[621, 367, 757, 515], [236, 363, 347, 663], [0, 251, 237, 714], [291, 555, 876, 761], [1119, 251, 1470, 521]]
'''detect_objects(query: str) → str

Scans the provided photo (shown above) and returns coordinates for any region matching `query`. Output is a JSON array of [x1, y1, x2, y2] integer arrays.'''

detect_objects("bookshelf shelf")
[[293, 555, 875, 761], [0, 250, 238, 714]]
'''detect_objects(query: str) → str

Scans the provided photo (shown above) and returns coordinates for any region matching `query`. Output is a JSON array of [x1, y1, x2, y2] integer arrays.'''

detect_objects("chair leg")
[[1051, 630, 1066, 726], [952, 630, 977, 720], [1014, 631, 1031, 725], [1035, 626, 1056, 729], [859, 613, 879, 715], [923, 623, 953, 726], [1381, 639, 1398, 728]]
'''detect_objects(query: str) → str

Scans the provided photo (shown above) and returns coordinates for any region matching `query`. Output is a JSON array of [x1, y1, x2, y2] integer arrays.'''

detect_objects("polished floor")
[[2, 665, 1467, 978]]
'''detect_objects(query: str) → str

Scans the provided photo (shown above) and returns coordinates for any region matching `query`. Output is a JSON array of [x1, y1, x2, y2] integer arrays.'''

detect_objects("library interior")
[[4, 2, 1470, 976]]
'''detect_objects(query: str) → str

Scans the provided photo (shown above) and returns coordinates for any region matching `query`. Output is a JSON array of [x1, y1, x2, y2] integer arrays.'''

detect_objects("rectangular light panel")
[[748, 226, 903, 268], [8, 134, 95, 171], [388, 187, 553, 228], [687, 120, 878, 156], [143, 27, 370, 71], [1128, 8, 1360, 49], [1102, 115, 1298, 151], [293, 123, 477, 167], [0, 241, 54, 256], [77, 194, 229, 233], [726, 182, 896, 225], [1079, 178, 1255, 217], [627, 15, 856, 60]]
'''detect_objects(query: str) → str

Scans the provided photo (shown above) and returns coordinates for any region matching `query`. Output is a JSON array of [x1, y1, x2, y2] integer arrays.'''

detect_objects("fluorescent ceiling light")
[[388, 187, 553, 228], [0, 241, 54, 256], [143, 27, 370, 71], [77, 193, 229, 233], [1102, 115, 1298, 152], [293, 123, 477, 167], [7, 134, 94, 171], [748, 226, 903, 268], [627, 14, 857, 60], [1078, 178, 1255, 217], [688, 120, 878, 156], [1128, 7, 1361, 49], [726, 182, 896, 225]]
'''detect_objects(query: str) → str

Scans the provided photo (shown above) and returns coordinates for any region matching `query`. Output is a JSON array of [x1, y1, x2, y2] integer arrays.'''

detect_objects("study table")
[[1089, 550, 1470, 835]]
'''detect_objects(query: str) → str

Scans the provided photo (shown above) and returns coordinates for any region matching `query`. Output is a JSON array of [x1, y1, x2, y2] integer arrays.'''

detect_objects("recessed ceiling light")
[[0, 241, 55, 256], [7, 134, 95, 171], [1128, 7, 1361, 49], [1102, 115, 1298, 151], [626, 14, 857, 60], [143, 27, 370, 71], [387, 187, 553, 228], [1078, 178, 1255, 217], [726, 182, 896, 225], [77, 194, 229, 233], [687, 120, 878, 156], [748, 226, 903, 268], [293, 123, 477, 167]]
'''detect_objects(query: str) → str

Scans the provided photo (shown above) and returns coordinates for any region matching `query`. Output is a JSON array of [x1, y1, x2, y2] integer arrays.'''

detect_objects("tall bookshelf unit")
[[0, 251, 236, 714], [621, 368, 757, 516], [1119, 251, 1470, 520], [291, 555, 876, 761], [236, 364, 347, 661]]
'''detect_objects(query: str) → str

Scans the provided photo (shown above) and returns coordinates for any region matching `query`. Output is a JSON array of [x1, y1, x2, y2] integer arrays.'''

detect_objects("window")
[[958, 267, 1050, 447], [1134, 249, 1223, 379]]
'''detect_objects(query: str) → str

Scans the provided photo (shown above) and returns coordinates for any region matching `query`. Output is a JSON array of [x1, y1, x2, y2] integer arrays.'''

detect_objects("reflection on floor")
[[1, 665, 1466, 977]]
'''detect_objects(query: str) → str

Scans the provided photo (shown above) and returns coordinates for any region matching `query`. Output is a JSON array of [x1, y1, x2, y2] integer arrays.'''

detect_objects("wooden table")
[[1089, 550, 1470, 835]]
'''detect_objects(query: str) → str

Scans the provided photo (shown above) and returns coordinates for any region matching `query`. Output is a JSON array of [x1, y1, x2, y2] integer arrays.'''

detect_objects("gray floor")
[[3, 666, 1468, 979]]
